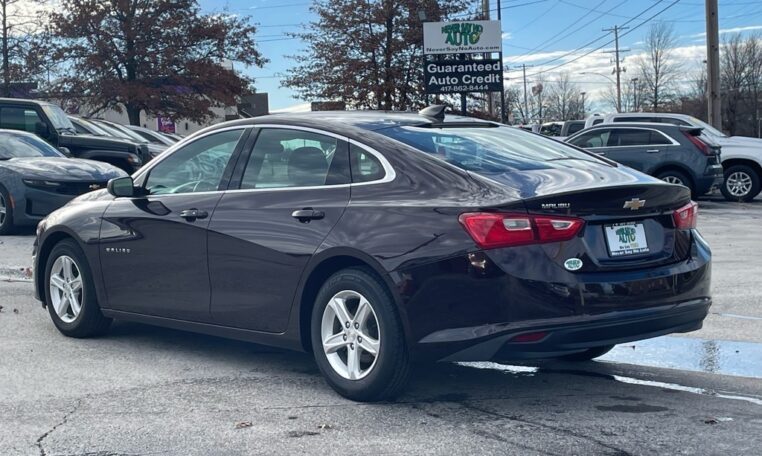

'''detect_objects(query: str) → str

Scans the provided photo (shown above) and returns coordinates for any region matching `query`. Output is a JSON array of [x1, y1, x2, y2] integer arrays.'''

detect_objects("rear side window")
[[350, 144, 385, 183], [566, 122, 584, 135], [607, 129, 672, 147], [240, 128, 347, 189], [379, 125, 607, 173]]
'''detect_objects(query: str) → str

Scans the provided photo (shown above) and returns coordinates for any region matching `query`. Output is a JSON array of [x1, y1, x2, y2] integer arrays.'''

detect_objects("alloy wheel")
[[726, 171, 753, 197], [49, 255, 84, 323], [0, 193, 6, 226], [662, 175, 684, 186], [321, 290, 381, 380]]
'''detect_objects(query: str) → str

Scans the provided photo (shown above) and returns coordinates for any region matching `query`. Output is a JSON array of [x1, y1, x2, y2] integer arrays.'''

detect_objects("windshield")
[[92, 121, 136, 141], [689, 116, 727, 138], [105, 122, 150, 143], [76, 118, 111, 136], [41, 104, 76, 132], [0, 133, 64, 159], [376, 125, 609, 173]]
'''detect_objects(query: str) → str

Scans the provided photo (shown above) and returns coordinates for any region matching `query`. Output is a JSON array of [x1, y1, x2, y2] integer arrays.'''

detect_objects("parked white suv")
[[584, 112, 762, 201]]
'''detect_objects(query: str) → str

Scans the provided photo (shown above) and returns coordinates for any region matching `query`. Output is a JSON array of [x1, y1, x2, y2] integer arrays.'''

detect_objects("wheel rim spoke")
[[328, 297, 351, 325], [323, 333, 348, 354], [358, 333, 379, 356], [50, 274, 67, 292], [56, 295, 71, 318], [346, 344, 361, 380], [69, 276, 82, 292], [354, 298, 372, 326]]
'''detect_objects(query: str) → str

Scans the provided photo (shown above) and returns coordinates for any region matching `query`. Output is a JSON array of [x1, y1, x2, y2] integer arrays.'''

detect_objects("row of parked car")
[[537, 112, 762, 202], [0, 97, 182, 234]]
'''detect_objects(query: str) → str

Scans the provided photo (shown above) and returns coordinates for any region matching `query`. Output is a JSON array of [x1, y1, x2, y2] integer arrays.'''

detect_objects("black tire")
[[311, 267, 411, 402], [720, 164, 761, 202], [558, 345, 615, 362], [656, 170, 695, 198], [0, 185, 15, 235], [44, 239, 111, 338]]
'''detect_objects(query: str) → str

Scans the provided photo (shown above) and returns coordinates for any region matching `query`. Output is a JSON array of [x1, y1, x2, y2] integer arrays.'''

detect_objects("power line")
[[521, 0, 682, 79], [506, 0, 667, 74]]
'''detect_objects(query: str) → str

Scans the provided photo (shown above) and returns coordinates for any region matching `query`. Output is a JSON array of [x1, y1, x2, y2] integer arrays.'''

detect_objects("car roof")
[[205, 110, 495, 136], [0, 128, 38, 138], [585, 122, 684, 129], [604, 112, 692, 120], [0, 98, 53, 107]]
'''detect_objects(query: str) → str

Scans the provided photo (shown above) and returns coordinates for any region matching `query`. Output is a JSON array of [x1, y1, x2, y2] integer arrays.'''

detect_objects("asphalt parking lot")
[[2, 196, 761, 455]]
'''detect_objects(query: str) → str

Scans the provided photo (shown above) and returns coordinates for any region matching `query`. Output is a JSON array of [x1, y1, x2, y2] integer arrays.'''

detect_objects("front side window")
[[0, 107, 46, 135], [145, 129, 243, 195], [240, 129, 341, 189], [568, 130, 611, 149]]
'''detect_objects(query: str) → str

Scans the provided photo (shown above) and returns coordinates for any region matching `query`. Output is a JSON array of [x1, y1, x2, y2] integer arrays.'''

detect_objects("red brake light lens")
[[459, 212, 585, 249], [683, 131, 712, 156], [672, 201, 698, 229]]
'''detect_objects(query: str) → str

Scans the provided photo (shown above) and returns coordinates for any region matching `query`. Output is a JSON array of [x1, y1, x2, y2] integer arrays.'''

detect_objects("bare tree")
[[636, 22, 681, 112], [0, 0, 49, 96], [544, 72, 583, 120]]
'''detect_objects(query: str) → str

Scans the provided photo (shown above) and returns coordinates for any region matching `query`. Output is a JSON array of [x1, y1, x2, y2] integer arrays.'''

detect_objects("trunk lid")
[[472, 166, 692, 272]]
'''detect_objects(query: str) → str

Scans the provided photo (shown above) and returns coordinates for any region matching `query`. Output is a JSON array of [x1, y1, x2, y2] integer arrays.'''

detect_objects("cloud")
[[690, 24, 762, 39], [502, 32, 513, 41]]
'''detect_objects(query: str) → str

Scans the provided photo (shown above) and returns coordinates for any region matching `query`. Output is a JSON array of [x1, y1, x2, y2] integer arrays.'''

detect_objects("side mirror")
[[35, 122, 51, 139], [107, 176, 135, 197], [58, 147, 72, 157]]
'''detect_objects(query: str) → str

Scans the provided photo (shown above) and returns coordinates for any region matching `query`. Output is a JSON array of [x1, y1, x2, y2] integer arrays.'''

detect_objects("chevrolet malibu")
[[33, 108, 711, 401]]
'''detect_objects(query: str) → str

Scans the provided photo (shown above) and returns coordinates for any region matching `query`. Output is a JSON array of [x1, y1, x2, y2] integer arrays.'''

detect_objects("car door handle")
[[179, 209, 208, 221], [646, 149, 660, 153], [291, 208, 325, 223]]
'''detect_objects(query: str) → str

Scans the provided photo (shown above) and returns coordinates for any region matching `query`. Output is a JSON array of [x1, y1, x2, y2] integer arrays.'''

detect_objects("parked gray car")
[[565, 123, 724, 197]]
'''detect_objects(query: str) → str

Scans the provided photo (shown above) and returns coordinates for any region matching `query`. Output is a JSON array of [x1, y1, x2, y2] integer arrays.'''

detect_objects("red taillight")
[[458, 212, 584, 249], [683, 132, 712, 156], [672, 201, 698, 229]]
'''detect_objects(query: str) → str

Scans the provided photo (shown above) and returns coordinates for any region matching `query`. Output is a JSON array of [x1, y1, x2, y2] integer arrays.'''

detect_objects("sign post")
[[422, 20, 505, 121]]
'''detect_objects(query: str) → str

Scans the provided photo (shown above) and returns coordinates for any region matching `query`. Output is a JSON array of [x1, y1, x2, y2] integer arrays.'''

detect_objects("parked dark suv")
[[566, 123, 723, 197], [0, 98, 146, 173]]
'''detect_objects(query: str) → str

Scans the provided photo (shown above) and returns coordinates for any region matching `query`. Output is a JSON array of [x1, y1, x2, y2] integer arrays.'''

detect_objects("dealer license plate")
[[604, 223, 649, 257]]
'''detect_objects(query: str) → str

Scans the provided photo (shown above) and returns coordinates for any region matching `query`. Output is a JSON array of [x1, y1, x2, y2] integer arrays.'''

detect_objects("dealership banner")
[[424, 59, 503, 94], [423, 20, 502, 55]]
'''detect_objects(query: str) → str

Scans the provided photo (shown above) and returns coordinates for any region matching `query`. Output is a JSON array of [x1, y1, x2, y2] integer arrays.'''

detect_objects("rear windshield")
[[377, 125, 609, 172]]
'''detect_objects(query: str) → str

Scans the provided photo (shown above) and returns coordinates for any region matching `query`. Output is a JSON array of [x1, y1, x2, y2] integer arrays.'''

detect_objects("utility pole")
[[483, 0, 494, 118], [706, 0, 721, 129], [603, 25, 630, 113]]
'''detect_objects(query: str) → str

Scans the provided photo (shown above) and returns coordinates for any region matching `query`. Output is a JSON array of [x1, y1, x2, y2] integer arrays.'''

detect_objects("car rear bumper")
[[696, 173, 724, 195], [435, 297, 709, 362], [394, 230, 711, 362]]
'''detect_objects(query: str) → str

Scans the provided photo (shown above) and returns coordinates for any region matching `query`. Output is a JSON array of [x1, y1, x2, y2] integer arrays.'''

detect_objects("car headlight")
[[23, 179, 61, 188]]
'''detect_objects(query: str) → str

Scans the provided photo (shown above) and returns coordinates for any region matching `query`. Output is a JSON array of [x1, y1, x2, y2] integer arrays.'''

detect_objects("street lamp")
[[580, 72, 616, 84]]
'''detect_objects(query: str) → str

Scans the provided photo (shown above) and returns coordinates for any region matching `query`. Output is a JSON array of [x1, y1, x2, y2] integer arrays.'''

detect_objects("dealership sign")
[[423, 20, 502, 55], [424, 59, 503, 94]]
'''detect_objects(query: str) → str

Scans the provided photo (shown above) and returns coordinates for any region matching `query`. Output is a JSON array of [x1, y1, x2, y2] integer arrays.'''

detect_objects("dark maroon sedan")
[[33, 107, 711, 401]]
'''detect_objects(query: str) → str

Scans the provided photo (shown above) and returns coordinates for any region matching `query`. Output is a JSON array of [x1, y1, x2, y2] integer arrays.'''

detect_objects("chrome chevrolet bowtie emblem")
[[89, 184, 101, 190], [623, 198, 646, 210]]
